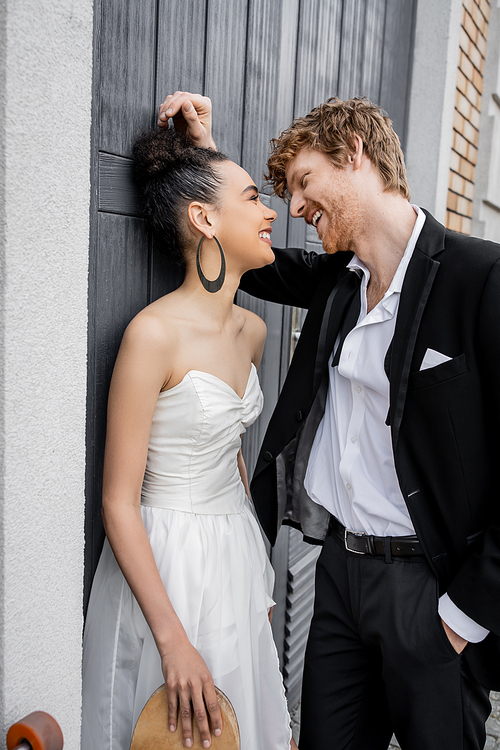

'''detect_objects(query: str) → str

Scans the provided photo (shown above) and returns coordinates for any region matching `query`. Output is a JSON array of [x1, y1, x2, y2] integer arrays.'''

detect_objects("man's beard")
[[321, 204, 359, 255], [320, 180, 360, 256]]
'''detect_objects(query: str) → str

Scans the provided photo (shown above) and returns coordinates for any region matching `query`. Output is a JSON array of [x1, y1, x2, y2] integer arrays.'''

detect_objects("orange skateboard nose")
[[130, 685, 240, 750]]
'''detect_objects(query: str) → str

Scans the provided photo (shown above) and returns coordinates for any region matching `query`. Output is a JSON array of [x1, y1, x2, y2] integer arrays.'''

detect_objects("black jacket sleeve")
[[240, 246, 351, 309]]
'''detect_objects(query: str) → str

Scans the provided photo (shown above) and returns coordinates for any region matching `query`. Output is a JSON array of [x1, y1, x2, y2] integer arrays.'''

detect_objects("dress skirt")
[[81, 501, 291, 750]]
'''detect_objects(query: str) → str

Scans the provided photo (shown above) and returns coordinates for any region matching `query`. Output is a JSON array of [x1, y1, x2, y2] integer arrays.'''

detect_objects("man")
[[159, 93, 499, 749]]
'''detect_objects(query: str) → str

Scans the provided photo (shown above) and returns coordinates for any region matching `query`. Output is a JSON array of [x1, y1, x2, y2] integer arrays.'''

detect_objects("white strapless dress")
[[81, 364, 291, 750]]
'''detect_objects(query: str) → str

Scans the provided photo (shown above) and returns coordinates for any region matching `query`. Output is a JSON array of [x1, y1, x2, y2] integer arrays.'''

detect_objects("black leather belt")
[[329, 515, 425, 557]]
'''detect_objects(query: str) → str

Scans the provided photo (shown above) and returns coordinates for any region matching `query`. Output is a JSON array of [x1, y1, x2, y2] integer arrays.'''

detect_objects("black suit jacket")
[[241, 210, 500, 689]]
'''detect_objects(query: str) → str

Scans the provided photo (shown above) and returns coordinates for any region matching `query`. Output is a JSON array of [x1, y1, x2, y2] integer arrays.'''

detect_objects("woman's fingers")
[[158, 90, 184, 125], [165, 677, 220, 748], [157, 92, 215, 149], [161, 642, 221, 747], [173, 100, 202, 140], [166, 679, 179, 733], [191, 685, 214, 749], [158, 91, 192, 126], [158, 91, 210, 123], [179, 682, 195, 748], [203, 680, 223, 740]]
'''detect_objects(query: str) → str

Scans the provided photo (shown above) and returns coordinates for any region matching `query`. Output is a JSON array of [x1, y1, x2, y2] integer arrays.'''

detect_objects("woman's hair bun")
[[132, 127, 196, 184], [131, 127, 229, 266]]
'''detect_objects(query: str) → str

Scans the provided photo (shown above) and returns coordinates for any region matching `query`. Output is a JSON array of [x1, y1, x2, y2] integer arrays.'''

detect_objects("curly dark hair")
[[265, 97, 410, 201], [132, 128, 229, 265]]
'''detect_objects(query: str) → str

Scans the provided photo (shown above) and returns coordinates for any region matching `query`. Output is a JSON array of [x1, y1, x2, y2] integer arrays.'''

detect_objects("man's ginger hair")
[[265, 97, 411, 201]]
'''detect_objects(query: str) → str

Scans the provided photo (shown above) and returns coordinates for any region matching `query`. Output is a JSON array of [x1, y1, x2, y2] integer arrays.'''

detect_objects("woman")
[[81, 125, 295, 750]]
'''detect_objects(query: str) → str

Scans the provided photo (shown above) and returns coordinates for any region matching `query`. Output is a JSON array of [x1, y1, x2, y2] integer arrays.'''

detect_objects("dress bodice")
[[141, 364, 263, 514]]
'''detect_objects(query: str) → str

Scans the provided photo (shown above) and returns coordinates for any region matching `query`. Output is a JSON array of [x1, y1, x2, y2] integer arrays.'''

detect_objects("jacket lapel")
[[387, 211, 445, 448], [313, 270, 361, 393]]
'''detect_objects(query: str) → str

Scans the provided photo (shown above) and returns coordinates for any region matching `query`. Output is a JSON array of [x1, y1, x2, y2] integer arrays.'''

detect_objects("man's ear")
[[187, 202, 214, 239], [349, 135, 364, 170]]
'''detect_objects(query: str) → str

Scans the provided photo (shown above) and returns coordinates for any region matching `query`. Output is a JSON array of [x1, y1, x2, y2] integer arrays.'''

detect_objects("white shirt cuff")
[[438, 593, 489, 643]]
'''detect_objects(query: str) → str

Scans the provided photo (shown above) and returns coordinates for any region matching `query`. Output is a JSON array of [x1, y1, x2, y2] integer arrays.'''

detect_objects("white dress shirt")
[[304, 206, 488, 643]]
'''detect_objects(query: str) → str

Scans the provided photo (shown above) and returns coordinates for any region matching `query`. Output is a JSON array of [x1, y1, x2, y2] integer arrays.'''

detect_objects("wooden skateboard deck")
[[130, 685, 240, 749]]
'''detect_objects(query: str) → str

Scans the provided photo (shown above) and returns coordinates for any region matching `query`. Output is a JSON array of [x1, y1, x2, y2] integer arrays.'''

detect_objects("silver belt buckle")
[[344, 528, 366, 554]]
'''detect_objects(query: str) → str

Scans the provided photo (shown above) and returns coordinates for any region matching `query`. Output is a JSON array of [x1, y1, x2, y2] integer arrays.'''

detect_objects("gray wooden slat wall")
[[87, 0, 417, 710]]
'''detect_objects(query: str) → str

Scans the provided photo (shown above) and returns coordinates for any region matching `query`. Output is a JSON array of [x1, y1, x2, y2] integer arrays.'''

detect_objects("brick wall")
[[447, 0, 490, 234]]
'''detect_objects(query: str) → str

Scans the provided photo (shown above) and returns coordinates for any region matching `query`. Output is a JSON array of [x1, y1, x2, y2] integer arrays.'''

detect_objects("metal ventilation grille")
[[282, 528, 321, 707]]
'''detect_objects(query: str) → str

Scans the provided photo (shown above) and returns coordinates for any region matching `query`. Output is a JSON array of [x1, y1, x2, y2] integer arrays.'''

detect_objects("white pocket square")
[[420, 348, 452, 371]]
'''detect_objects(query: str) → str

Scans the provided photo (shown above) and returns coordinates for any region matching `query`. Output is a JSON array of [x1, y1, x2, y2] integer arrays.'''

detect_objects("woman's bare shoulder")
[[237, 306, 267, 365], [111, 298, 188, 395], [238, 306, 266, 336], [116, 297, 187, 379], [125, 307, 172, 349]]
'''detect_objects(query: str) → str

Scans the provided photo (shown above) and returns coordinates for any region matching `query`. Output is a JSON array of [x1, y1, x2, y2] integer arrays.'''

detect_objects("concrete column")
[[472, 0, 500, 242], [405, 0, 463, 220], [0, 1, 93, 747]]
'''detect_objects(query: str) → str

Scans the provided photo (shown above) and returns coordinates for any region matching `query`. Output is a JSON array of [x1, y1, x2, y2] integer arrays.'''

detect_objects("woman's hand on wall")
[[158, 92, 216, 150]]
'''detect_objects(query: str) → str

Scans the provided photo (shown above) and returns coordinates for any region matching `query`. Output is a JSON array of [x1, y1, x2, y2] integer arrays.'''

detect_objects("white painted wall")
[[0, 1, 93, 747], [405, 0, 463, 221]]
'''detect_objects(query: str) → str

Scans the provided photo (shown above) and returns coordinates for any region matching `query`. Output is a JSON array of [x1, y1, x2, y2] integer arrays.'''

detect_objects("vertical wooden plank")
[[149, 245, 185, 302], [153, 2, 211, 299], [293, 0, 343, 118], [205, 0, 249, 161], [257, 301, 288, 442], [85, 0, 104, 610], [241, 0, 278, 181], [379, 0, 417, 147], [155, 0, 206, 109], [273, 0, 301, 140], [98, 0, 157, 156], [337, 0, 366, 98], [288, 0, 343, 250], [242, 0, 299, 188], [94, 214, 150, 412], [85, 214, 150, 600], [361, 0, 387, 104]]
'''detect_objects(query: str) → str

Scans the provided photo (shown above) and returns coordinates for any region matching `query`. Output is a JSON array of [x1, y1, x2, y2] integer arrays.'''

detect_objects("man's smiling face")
[[284, 148, 361, 256]]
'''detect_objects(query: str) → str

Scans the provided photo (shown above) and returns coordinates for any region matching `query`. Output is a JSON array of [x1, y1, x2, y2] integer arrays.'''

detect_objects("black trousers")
[[299, 529, 491, 750]]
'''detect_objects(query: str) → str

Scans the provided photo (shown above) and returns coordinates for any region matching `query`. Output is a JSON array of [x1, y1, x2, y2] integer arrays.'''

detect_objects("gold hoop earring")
[[196, 235, 226, 293]]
